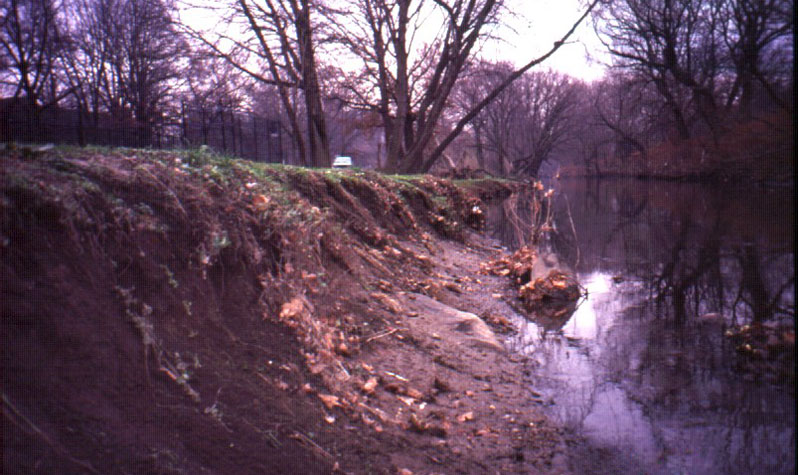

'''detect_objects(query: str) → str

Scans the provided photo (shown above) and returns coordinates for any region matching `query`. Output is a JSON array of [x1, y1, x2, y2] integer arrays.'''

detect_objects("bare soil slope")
[[2, 147, 569, 474]]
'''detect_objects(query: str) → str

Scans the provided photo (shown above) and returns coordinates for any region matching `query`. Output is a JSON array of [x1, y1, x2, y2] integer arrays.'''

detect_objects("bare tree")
[[0, 0, 70, 108], [116, 0, 185, 133], [721, 0, 793, 116], [592, 75, 659, 167], [451, 62, 491, 171], [329, 0, 599, 173], [452, 61, 516, 174], [597, 0, 793, 139], [185, 0, 332, 167], [506, 70, 581, 177], [184, 55, 247, 113], [181, 54, 251, 146], [597, 0, 712, 139], [327, 0, 503, 172], [62, 0, 186, 138], [60, 0, 110, 126], [455, 62, 581, 177]]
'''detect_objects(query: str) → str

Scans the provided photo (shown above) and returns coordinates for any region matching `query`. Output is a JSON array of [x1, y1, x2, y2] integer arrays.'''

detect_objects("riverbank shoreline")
[[557, 170, 795, 187], [2, 147, 578, 474]]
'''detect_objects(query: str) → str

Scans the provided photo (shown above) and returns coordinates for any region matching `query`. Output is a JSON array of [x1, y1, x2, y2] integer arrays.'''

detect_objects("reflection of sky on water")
[[495, 179, 795, 474], [513, 271, 666, 467], [514, 268, 795, 474], [563, 272, 604, 339], [563, 274, 645, 446], [582, 386, 660, 463]]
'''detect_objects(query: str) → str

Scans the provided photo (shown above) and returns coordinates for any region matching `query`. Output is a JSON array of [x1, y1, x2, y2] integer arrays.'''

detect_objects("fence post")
[[220, 105, 227, 152], [229, 111, 235, 154], [277, 122, 284, 164], [77, 107, 86, 146], [252, 115, 259, 161], [269, 121, 274, 164], [181, 101, 187, 148], [201, 107, 208, 145], [236, 113, 243, 157]]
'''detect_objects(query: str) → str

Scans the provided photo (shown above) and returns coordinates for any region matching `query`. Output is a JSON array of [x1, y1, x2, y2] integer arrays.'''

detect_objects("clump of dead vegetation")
[[725, 322, 795, 388], [481, 203, 582, 330]]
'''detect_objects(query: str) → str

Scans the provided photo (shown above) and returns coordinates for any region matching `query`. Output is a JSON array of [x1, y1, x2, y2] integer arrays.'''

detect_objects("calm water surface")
[[490, 178, 795, 474]]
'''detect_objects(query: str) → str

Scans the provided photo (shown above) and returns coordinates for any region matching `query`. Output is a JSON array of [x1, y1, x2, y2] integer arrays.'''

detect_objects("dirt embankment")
[[2, 147, 573, 474]]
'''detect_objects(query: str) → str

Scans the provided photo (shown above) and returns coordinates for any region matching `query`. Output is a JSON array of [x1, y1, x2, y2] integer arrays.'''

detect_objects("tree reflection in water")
[[489, 178, 795, 474]]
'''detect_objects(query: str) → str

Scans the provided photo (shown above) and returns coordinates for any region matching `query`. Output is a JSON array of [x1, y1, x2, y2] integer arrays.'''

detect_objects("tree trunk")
[[385, 0, 411, 173], [474, 122, 485, 170], [295, 0, 330, 167]]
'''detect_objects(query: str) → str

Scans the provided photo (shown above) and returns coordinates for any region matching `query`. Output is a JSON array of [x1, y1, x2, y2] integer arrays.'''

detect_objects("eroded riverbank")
[[2, 147, 580, 474]]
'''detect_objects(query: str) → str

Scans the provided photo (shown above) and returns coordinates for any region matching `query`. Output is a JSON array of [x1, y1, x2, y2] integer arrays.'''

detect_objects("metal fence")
[[180, 103, 284, 163], [0, 98, 284, 163]]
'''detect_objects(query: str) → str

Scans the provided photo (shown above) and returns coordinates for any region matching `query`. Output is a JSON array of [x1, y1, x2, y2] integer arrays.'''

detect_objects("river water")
[[488, 178, 795, 474]]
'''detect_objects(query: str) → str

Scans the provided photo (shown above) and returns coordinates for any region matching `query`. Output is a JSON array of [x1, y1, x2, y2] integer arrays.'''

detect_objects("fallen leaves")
[[408, 413, 427, 433], [405, 387, 424, 400], [407, 413, 448, 438], [358, 402, 389, 423], [361, 377, 378, 395], [278, 296, 311, 326], [397, 395, 415, 407], [457, 411, 475, 423], [370, 292, 403, 314], [483, 248, 582, 326], [318, 394, 341, 410], [480, 312, 514, 333], [481, 246, 537, 282], [335, 342, 352, 356], [519, 270, 580, 312], [443, 281, 462, 294], [375, 279, 393, 291], [252, 194, 270, 210]]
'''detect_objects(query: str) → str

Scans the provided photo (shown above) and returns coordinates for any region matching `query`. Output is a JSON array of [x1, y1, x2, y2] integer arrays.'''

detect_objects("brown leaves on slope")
[[481, 246, 537, 284]]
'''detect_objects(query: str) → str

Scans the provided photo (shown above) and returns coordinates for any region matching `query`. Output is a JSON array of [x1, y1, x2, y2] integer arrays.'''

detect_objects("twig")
[[2, 393, 101, 474], [256, 372, 271, 385], [563, 193, 580, 269], [365, 328, 398, 343], [384, 370, 409, 382], [427, 454, 443, 464], [357, 402, 389, 422], [337, 361, 351, 379], [289, 431, 334, 460]]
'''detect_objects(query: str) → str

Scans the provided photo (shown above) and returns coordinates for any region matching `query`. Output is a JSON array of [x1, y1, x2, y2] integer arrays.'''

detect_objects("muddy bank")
[[2, 147, 574, 474]]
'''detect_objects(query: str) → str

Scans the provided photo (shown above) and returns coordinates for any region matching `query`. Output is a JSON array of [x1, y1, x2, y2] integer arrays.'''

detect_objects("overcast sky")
[[181, 0, 608, 82], [485, 0, 608, 82]]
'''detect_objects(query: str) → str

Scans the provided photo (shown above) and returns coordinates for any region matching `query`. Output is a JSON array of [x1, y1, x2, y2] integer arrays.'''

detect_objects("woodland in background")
[[1, 0, 793, 181]]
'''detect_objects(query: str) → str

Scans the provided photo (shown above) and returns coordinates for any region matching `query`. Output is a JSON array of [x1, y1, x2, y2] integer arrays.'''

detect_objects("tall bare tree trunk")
[[384, 0, 410, 173], [294, 0, 331, 167]]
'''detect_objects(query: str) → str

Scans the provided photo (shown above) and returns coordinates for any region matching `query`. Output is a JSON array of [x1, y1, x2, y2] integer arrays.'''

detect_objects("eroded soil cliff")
[[2, 147, 574, 474]]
